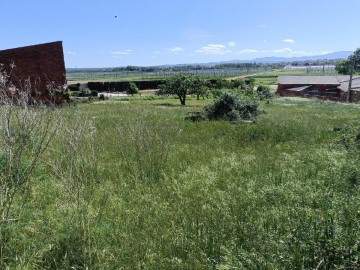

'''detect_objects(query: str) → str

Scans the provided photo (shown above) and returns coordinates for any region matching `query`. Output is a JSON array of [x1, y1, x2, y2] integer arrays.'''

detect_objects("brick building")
[[0, 41, 67, 103], [277, 75, 360, 102]]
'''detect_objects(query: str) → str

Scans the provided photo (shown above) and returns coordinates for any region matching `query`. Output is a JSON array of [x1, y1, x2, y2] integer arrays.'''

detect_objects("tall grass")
[[1, 96, 359, 269]]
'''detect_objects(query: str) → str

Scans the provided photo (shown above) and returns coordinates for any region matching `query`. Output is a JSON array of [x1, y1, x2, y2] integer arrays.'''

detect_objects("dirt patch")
[[140, 89, 158, 94]]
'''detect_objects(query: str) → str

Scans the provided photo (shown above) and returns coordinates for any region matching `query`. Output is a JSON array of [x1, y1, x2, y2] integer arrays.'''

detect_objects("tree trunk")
[[179, 94, 186, 106]]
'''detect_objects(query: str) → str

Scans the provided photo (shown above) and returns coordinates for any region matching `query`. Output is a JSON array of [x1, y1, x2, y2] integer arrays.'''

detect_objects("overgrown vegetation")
[[0, 69, 62, 267], [335, 48, 360, 75], [87, 80, 166, 92], [0, 68, 359, 269], [256, 85, 273, 100], [158, 73, 204, 105], [204, 92, 261, 121], [126, 82, 139, 96]]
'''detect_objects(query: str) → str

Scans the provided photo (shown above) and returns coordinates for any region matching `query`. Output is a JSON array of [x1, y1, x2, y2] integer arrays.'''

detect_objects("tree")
[[335, 49, 360, 102], [158, 73, 193, 105], [189, 75, 208, 100], [335, 60, 352, 75], [126, 82, 139, 96], [335, 48, 360, 75]]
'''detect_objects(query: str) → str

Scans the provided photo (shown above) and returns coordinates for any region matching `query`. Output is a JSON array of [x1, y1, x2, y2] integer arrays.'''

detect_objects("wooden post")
[[346, 56, 356, 103]]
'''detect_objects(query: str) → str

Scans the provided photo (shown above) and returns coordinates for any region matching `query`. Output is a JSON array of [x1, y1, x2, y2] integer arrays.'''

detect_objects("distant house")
[[0, 41, 67, 103], [277, 75, 360, 102]]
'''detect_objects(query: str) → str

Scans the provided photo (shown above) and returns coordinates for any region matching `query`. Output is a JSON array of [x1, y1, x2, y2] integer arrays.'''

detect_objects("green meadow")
[[1, 96, 359, 269]]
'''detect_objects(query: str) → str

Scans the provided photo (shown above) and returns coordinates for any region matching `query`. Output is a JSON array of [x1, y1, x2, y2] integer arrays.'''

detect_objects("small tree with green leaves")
[[158, 73, 193, 105], [126, 82, 139, 96], [190, 75, 208, 100], [335, 60, 352, 75], [335, 48, 360, 75]]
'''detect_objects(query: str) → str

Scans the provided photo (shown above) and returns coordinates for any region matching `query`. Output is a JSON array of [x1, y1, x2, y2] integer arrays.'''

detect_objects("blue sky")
[[1, 0, 360, 68]]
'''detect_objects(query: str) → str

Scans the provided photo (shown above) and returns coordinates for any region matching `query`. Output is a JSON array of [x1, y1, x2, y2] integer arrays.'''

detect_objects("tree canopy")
[[158, 73, 206, 105], [335, 48, 360, 75], [126, 82, 139, 96]]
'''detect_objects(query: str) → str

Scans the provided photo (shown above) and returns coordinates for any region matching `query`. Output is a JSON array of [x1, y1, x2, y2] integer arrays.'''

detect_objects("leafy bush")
[[231, 79, 246, 89], [91, 90, 98, 97], [78, 88, 92, 97], [204, 92, 261, 121], [207, 78, 227, 89], [126, 82, 139, 96], [210, 88, 227, 98], [256, 85, 273, 100]]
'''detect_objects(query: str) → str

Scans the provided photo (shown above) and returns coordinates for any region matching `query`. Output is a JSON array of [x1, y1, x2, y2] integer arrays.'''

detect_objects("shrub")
[[126, 82, 139, 96], [91, 90, 98, 97], [78, 88, 92, 97], [231, 79, 246, 89], [256, 85, 273, 100], [204, 92, 261, 121], [99, 94, 105, 100], [207, 78, 232, 89]]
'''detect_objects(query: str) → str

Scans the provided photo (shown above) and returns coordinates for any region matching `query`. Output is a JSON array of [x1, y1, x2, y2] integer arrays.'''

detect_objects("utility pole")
[[346, 55, 356, 103]]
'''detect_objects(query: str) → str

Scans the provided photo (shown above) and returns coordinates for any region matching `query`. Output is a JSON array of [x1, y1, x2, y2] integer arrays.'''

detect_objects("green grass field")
[[1, 95, 359, 269], [67, 69, 339, 89]]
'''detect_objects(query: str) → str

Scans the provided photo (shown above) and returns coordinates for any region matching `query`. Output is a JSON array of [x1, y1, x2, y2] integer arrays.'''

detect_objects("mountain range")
[[198, 51, 352, 66]]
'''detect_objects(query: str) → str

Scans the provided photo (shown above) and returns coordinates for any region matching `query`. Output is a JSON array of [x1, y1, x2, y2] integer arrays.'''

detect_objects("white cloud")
[[228, 41, 236, 47], [65, 51, 77, 56], [238, 49, 258, 54], [111, 50, 132, 55], [168, 47, 184, 54], [196, 44, 232, 55], [110, 50, 132, 58], [273, 48, 293, 53], [283, 39, 295, 44]]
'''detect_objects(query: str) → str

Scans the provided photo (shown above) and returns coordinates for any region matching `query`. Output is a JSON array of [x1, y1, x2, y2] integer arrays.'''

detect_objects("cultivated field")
[[1, 95, 359, 269]]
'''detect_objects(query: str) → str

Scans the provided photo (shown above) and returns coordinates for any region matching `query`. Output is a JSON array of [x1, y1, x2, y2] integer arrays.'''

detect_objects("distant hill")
[[251, 51, 352, 63], [67, 51, 352, 70], [193, 51, 352, 67]]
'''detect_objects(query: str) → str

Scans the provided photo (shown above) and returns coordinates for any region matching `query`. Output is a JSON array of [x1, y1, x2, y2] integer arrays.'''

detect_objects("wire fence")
[[66, 65, 337, 80], [66, 67, 276, 80]]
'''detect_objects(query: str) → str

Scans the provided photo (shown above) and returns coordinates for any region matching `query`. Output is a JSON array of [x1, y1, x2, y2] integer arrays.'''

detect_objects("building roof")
[[277, 75, 354, 85], [339, 77, 360, 91]]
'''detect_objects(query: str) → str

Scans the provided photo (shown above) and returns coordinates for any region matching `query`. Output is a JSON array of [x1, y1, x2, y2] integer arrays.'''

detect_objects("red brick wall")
[[0, 41, 66, 101], [278, 83, 347, 102]]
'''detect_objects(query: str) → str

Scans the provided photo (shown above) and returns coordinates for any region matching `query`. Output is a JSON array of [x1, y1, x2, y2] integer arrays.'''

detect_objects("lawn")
[[1, 95, 359, 269]]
